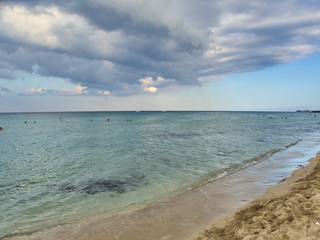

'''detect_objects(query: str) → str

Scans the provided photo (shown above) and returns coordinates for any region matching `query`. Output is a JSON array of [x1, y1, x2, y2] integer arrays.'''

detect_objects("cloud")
[[0, 61, 16, 79], [61, 85, 88, 95], [139, 77, 154, 87], [98, 90, 111, 95], [139, 76, 174, 87], [19, 85, 88, 96], [199, 0, 320, 76], [0, 87, 11, 93], [139, 76, 158, 94], [139, 76, 175, 93], [0, 70, 16, 80], [0, 5, 60, 49], [1, 0, 320, 95], [21, 88, 46, 95], [143, 86, 158, 94]]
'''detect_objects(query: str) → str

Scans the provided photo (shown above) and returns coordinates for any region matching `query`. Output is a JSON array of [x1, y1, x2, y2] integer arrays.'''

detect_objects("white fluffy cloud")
[[0, 6, 60, 48], [143, 86, 158, 94], [139, 77, 154, 87], [24, 88, 46, 95], [0, 5, 119, 58], [98, 90, 111, 95], [139, 76, 175, 94]]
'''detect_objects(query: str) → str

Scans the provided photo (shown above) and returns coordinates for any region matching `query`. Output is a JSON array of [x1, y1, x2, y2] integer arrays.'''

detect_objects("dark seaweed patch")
[[59, 183, 77, 193], [59, 175, 148, 195], [82, 179, 126, 194], [156, 131, 204, 139]]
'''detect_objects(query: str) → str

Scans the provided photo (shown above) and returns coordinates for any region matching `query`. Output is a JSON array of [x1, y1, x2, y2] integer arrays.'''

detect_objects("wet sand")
[[196, 152, 320, 240], [3, 150, 319, 240]]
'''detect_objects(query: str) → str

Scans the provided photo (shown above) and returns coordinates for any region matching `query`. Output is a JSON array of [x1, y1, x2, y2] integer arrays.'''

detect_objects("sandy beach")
[[196, 152, 320, 240]]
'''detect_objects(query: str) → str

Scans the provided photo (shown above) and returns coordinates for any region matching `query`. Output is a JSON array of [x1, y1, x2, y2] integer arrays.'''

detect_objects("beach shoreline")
[[195, 152, 320, 240], [3, 148, 319, 239]]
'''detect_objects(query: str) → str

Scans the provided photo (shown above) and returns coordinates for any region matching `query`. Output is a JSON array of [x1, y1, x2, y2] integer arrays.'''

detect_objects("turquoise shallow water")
[[0, 111, 320, 237]]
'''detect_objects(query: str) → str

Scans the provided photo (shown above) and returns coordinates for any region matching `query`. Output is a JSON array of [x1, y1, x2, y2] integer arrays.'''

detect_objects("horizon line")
[[0, 110, 306, 114]]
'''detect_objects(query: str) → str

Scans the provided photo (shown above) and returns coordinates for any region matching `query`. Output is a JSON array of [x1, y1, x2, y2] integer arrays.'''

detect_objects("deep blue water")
[[0, 111, 320, 237]]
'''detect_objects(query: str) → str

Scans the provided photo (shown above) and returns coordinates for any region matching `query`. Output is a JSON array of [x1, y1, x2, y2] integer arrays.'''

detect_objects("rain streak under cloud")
[[1, 0, 320, 97]]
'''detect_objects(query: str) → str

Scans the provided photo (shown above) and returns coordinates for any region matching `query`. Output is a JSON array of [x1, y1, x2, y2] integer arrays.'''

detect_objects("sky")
[[0, 0, 320, 112]]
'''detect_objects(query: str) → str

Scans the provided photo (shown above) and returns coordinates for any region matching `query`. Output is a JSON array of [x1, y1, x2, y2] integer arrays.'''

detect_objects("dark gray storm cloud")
[[0, 87, 11, 92], [0, 0, 320, 94], [0, 70, 16, 80]]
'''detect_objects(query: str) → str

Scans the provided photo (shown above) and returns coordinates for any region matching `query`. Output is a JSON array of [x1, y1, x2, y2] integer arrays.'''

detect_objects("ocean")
[[0, 111, 320, 238]]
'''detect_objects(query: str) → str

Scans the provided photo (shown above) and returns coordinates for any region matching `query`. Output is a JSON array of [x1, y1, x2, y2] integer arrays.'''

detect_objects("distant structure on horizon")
[[296, 110, 320, 113]]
